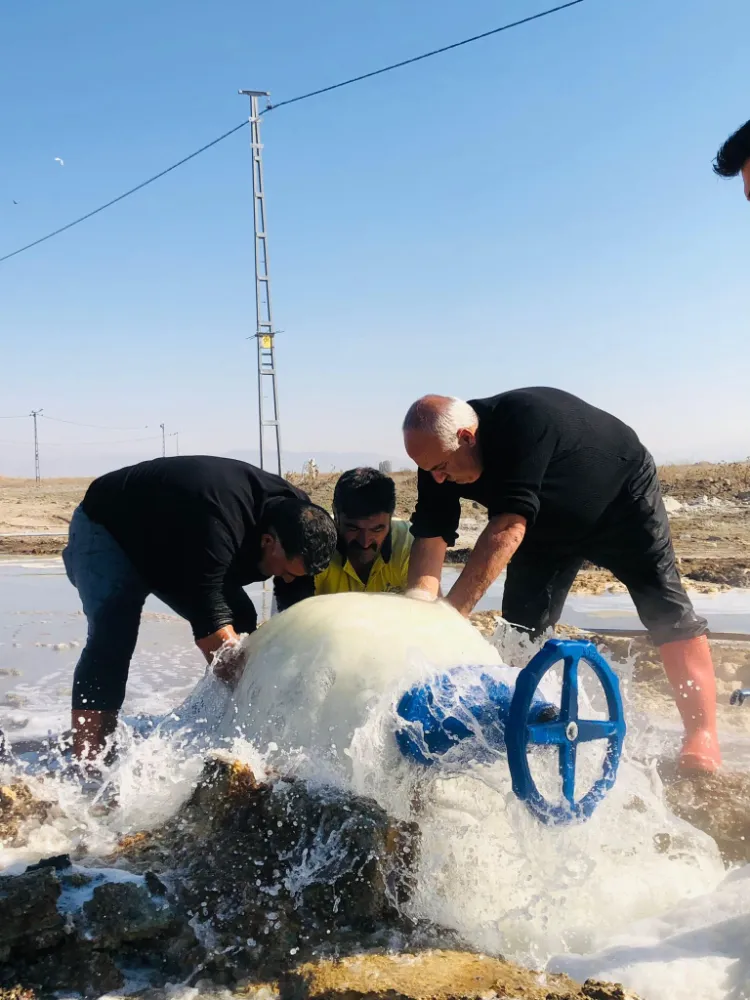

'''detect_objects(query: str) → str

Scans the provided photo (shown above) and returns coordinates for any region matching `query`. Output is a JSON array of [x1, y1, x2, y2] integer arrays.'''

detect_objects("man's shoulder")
[[390, 518, 414, 551], [314, 548, 345, 590], [469, 387, 579, 415]]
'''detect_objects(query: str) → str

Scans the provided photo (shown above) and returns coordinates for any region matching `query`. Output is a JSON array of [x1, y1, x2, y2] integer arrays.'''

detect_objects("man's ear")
[[259, 531, 275, 551], [457, 427, 475, 446]]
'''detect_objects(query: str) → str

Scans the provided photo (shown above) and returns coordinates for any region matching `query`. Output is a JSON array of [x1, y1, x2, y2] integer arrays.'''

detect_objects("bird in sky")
[[54, 157, 64, 166]]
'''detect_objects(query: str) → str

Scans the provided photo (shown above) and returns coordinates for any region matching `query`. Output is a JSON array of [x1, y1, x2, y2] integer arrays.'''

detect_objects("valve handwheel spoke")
[[507, 639, 626, 825]]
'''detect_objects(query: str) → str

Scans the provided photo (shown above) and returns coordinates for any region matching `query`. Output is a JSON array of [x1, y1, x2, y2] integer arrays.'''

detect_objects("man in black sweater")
[[403, 388, 721, 773], [63, 456, 336, 760]]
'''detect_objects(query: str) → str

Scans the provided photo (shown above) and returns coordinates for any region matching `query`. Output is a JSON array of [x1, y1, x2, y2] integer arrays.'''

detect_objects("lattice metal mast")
[[30, 409, 42, 484], [239, 90, 282, 476]]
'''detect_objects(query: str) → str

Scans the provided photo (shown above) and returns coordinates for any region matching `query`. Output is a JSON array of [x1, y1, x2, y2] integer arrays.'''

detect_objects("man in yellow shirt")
[[315, 468, 413, 595]]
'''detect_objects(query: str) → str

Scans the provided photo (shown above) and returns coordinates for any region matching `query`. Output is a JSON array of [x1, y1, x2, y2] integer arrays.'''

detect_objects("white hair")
[[402, 396, 478, 451]]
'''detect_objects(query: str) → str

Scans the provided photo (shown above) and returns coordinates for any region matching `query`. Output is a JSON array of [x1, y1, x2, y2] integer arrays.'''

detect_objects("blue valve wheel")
[[506, 639, 626, 825]]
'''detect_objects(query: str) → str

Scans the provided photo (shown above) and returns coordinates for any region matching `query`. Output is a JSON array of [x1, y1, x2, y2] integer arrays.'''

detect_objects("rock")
[[582, 982, 641, 999], [80, 880, 181, 949], [663, 768, 750, 864], [0, 867, 200, 992], [117, 754, 419, 978], [144, 870, 168, 895], [0, 781, 56, 847], [1, 694, 27, 709], [0, 868, 65, 959], [681, 557, 750, 589], [25, 854, 71, 873], [260, 950, 642, 999], [469, 610, 503, 638], [4, 942, 123, 996], [663, 496, 682, 513]]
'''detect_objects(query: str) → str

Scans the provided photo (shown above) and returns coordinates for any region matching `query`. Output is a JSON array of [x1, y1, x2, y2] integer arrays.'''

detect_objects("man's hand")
[[446, 514, 526, 617], [196, 625, 247, 689], [407, 536, 448, 600]]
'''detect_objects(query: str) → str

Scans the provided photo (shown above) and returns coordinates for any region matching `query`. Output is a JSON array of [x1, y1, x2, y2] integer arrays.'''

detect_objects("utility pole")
[[239, 89, 282, 476], [160, 423, 166, 458], [174, 431, 179, 456], [30, 409, 42, 484]]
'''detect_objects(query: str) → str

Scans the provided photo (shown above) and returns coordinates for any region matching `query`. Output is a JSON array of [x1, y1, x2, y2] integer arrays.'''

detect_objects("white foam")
[[549, 864, 750, 999]]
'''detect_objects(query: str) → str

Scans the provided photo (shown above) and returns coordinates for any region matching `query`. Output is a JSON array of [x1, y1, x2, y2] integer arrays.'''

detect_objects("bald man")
[[403, 387, 721, 774]]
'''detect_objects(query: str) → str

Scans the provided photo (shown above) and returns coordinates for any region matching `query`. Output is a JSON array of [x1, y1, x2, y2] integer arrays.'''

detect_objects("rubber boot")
[[71, 709, 118, 762], [659, 635, 721, 772]]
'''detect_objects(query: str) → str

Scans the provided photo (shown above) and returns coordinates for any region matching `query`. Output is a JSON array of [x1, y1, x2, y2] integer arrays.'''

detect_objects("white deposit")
[[2, 586, 750, 999]]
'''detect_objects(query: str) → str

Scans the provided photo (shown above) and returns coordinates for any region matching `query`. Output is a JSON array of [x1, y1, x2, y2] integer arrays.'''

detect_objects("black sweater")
[[411, 388, 647, 549], [82, 456, 309, 637]]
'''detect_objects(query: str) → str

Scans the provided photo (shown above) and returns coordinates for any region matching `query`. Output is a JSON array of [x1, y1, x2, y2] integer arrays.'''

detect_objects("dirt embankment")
[[2, 464, 750, 592]]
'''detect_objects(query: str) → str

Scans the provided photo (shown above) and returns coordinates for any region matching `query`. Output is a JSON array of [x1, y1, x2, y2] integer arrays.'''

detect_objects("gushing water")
[[2, 593, 748, 999]]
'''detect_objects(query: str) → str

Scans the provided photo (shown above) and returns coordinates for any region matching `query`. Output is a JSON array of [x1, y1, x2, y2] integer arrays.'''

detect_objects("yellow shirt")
[[314, 518, 413, 595]]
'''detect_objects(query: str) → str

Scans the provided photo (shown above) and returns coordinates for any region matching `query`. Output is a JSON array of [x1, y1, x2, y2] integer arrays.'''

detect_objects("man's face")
[[742, 160, 750, 201], [337, 511, 391, 566], [404, 428, 483, 485], [258, 532, 307, 583]]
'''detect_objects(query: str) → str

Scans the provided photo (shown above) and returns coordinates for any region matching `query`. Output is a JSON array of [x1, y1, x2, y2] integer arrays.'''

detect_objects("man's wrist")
[[196, 625, 239, 660], [446, 591, 472, 617]]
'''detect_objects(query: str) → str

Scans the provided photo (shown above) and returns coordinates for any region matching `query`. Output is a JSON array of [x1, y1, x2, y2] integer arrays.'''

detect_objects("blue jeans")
[[63, 506, 258, 712], [63, 507, 152, 712]]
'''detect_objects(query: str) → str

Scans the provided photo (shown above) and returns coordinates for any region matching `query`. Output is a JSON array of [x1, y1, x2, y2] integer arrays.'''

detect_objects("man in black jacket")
[[403, 388, 721, 773], [63, 456, 336, 760]]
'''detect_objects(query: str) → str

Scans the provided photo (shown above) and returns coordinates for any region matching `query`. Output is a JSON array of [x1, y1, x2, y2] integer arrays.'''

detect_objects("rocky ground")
[[0, 756, 640, 1000]]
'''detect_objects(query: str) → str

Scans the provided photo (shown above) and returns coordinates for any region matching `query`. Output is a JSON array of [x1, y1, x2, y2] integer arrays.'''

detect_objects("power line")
[[0, 434, 163, 447], [0, 0, 588, 266], [44, 434, 163, 446], [266, 0, 586, 113], [0, 122, 248, 265], [0, 415, 28, 420], [41, 414, 149, 431]]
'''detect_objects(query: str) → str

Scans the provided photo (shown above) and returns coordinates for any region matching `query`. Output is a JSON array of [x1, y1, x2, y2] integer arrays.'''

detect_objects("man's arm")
[[162, 516, 241, 653], [446, 513, 526, 617], [407, 469, 460, 598], [407, 536, 448, 598]]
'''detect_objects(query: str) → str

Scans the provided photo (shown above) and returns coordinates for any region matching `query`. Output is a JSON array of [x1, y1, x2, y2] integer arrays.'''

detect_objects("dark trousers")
[[502, 458, 707, 647], [63, 507, 258, 713]]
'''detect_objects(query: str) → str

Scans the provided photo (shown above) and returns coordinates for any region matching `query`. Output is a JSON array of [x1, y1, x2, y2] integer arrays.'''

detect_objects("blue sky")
[[1, 0, 748, 477]]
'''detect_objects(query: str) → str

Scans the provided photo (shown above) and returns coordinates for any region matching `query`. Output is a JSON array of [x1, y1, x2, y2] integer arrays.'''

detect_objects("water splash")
[[0, 593, 744, 999]]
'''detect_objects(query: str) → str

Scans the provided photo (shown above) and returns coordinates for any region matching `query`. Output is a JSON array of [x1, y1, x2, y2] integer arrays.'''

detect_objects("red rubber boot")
[[659, 635, 721, 772]]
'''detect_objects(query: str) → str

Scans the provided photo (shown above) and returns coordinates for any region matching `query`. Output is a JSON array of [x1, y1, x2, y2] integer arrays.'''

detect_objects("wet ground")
[[0, 559, 272, 739], [441, 566, 750, 633]]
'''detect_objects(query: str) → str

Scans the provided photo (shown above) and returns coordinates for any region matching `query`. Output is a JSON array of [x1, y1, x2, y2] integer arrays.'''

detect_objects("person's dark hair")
[[713, 119, 750, 177], [333, 467, 397, 519], [264, 498, 336, 575]]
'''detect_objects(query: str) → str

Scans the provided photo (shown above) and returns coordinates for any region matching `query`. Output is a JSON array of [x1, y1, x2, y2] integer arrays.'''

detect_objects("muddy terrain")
[[3, 463, 749, 593]]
